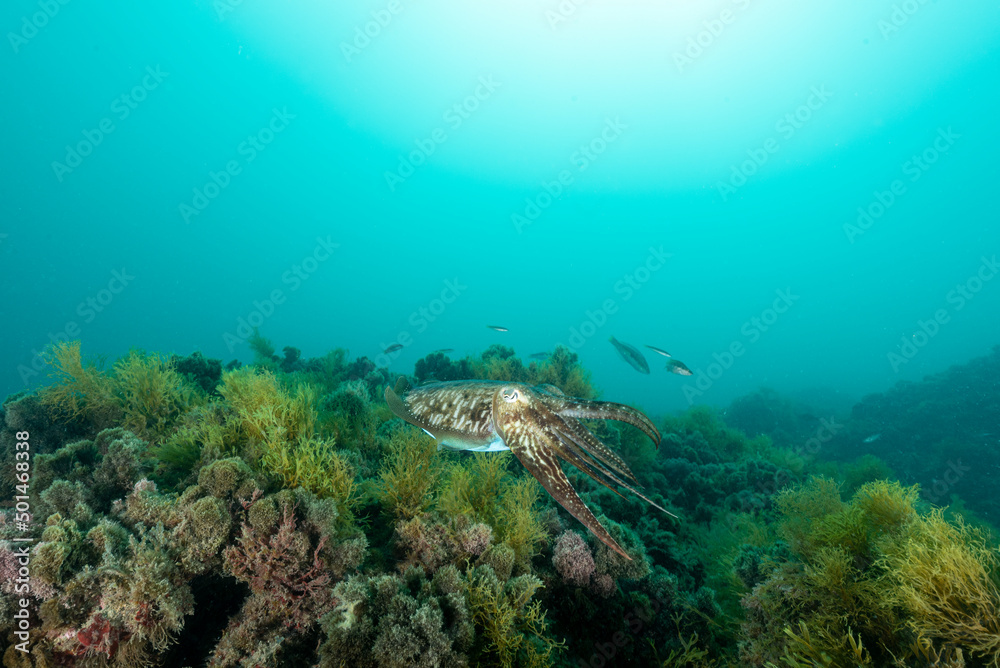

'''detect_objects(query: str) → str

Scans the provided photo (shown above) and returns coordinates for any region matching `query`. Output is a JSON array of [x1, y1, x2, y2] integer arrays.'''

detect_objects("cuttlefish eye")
[[501, 387, 520, 402]]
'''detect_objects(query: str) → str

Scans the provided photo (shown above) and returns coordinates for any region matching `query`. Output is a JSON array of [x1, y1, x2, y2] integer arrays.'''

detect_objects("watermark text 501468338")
[[11, 430, 36, 653]]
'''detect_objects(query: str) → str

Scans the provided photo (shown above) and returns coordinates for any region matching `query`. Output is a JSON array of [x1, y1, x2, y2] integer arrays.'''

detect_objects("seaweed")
[[376, 428, 444, 520], [5, 338, 998, 667], [172, 351, 223, 395]]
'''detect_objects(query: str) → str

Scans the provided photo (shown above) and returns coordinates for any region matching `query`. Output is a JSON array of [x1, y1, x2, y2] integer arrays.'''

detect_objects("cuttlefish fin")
[[392, 375, 410, 395], [504, 425, 632, 560], [385, 382, 417, 426], [385, 380, 486, 446]]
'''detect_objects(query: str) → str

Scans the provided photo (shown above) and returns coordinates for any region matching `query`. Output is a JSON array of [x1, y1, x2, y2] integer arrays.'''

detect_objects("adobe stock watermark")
[[544, 0, 592, 30], [795, 416, 843, 461], [740, 469, 800, 512], [16, 268, 136, 385], [682, 288, 799, 404], [222, 236, 338, 352], [51, 66, 169, 183], [213, 0, 251, 20], [560, 246, 671, 351], [878, 0, 933, 40], [340, 0, 403, 63], [7, 0, 71, 54], [887, 255, 997, 372], [715, 85, 832, 202], [384, 76, 501, 192], [179, 107, 295, 223], [576, 593, 671, 668], [672, 0, 753, 73], [512, 117, 627, 233], [925, 459, 971, 505], [731, 415, 841, 511], [375, 278, 467, 367], [843, 127, 959, 243]]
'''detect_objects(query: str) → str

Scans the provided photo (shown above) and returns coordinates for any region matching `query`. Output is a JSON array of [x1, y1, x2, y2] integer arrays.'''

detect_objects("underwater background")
[[2, 0, 1000, 666]]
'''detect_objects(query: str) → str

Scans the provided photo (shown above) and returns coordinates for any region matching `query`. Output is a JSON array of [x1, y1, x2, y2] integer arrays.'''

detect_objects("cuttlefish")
[[385, 378, 675, 559]]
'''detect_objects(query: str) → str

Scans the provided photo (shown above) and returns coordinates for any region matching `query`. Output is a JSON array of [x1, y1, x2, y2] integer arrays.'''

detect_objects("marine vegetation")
[[414, 345, 596, 400], [729, 346, 1000, 524], [1, 336, 997, 667], [739, 476, 1000, 668]]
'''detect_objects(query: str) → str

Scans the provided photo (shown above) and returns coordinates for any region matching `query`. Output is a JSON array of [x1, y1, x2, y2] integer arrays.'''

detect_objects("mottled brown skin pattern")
[[385, 379, 673, 560]]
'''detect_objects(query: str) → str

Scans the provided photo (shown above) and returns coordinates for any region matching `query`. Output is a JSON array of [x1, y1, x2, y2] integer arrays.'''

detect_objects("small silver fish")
[[383, 343, 404, 354], [665, 359, 692, 376], [529, 352, 551, 360], [432, 348, 454, 354], [609, 336, 650, 374], [645, 345, 672, 358], [863, 433, 882, 443], [487, 325, 509, 332]]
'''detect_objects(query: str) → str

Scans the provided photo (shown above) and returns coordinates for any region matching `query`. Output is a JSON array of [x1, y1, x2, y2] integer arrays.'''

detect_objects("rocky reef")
[[1, 339, 998, 667]]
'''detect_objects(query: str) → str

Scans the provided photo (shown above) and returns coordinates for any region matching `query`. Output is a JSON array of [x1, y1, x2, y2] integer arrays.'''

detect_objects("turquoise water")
[[3, 0, 999, 417]]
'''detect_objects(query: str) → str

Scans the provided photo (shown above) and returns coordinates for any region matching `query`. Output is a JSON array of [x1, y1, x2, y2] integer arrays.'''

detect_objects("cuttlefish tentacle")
[[385, 378, 674, 560], [551, 415, 640, 485], [551, 397, 662, 446], [492, 388, 634, 560], [473, 384, 639, 497], [548, 423, 633, 494], [522, 408, 631, 502], [536, 385, 640, 484], [552, 422, 677, 517], [548, 418, 676, 519]]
